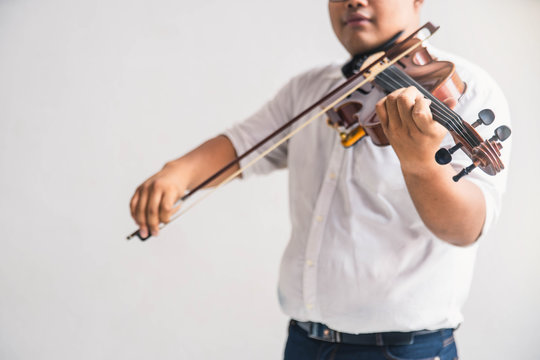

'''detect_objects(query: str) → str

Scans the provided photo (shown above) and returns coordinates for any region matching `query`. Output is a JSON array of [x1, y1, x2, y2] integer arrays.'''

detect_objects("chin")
[[342, 33, 375, 52], [345, 40, 376, 55]]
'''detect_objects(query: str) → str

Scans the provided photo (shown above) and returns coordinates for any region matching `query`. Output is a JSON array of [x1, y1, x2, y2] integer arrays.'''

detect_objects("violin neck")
[[374, 66, 460, 132], [373, 66, 481, 149]]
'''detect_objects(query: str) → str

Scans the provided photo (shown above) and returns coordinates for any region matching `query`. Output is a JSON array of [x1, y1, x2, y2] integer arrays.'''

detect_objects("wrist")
[[162, 158, 194, 190]]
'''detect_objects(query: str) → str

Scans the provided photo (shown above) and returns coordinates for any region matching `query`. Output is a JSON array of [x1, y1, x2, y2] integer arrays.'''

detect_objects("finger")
[[396, 87, 422, 134], [146, 186, 164, 237], [130, 188, 141, 219], [159, 190, 180, 224], [376, 96, 390, 132], [411, 96, 434, 134], [384, 88, 407, 131], [135, 185, 150, 238]]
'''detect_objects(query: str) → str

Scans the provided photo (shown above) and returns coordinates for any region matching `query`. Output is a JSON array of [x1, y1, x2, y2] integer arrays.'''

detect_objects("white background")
[[1, 0, 539, 359]]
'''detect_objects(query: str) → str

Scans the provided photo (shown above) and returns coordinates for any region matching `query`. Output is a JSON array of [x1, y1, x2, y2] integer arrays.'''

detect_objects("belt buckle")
[[308, 323, 340, 343]]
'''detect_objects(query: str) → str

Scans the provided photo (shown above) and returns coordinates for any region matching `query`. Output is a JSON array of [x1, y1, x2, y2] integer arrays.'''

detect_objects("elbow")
[[429, 225, 482, 247]]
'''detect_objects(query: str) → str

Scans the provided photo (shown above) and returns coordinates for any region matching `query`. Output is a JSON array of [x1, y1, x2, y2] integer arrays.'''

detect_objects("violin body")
[[325, 42, 466, 147]]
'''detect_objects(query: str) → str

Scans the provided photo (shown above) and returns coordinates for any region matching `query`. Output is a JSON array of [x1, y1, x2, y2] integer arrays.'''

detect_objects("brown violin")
[[324, 22, 510, 181], [127, 22, 510, 241]]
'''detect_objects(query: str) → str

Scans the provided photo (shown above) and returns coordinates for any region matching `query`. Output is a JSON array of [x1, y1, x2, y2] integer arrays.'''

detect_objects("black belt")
[[292, 320, 449, 346]]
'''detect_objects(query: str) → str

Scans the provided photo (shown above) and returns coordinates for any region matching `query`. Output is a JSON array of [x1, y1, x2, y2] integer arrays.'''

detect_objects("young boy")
[[130, 1, 510, 358]]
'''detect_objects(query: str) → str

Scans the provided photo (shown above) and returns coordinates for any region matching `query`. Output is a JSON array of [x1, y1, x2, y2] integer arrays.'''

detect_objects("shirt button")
[[315, 215, 323, 223], [329, 172, 337, 180], [306, 303, 314, 310], [306, 260, 314, 267]]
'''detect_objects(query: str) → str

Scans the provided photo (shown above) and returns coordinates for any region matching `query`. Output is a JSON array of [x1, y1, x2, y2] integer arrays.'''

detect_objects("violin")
[[127, 22, 510, 241], [324, 22, 510, 181]]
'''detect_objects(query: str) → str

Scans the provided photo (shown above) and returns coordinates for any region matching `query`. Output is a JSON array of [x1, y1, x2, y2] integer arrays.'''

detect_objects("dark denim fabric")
[[284, 321, 458, 360]]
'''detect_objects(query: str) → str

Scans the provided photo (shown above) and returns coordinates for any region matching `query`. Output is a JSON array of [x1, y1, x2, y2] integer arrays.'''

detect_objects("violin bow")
[[127, 23, 439, 241]]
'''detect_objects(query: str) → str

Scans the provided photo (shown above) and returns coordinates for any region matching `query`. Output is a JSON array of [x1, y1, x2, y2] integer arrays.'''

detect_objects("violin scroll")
[[447, 121, 511, 182], [436, 108, 498, 166]]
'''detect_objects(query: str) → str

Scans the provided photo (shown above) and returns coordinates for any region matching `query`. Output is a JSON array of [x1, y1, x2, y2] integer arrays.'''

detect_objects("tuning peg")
[[435, 143, 463, 165], [435, 148, 452, 165], [490, 125, 511, 142], [452, 163, 477, 182], [471, 109, 495, 128]]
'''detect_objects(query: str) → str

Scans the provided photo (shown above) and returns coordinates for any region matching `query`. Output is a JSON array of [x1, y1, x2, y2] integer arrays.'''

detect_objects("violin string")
[[374, 71, 459, 129], [377, 72, 478, 148], [386, 66, 462, 122], [375, 68, 462, 127], [375, 71, 468, 143], [377, 66, 479, 146], [385, 66, 471, 138], [376, 72, 475, 147], [375, 70, 461, 132]]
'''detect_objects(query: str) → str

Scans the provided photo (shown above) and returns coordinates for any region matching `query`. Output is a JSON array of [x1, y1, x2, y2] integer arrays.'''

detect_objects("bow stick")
[[127, 23, 438, 241]]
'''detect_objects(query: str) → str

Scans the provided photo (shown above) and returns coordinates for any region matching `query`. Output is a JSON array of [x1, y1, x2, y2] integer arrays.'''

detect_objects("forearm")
[[165, 134, 240, 191], [375, 87, 487, 246], [402, 163, 486, 246]]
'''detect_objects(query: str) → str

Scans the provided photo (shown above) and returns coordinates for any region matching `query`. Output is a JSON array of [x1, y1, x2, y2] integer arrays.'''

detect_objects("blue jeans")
[[284, 321, 459, 360]]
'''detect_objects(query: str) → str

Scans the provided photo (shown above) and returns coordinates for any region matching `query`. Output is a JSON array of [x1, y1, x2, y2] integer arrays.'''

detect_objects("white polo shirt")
[[223, 48, 511, 334]]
